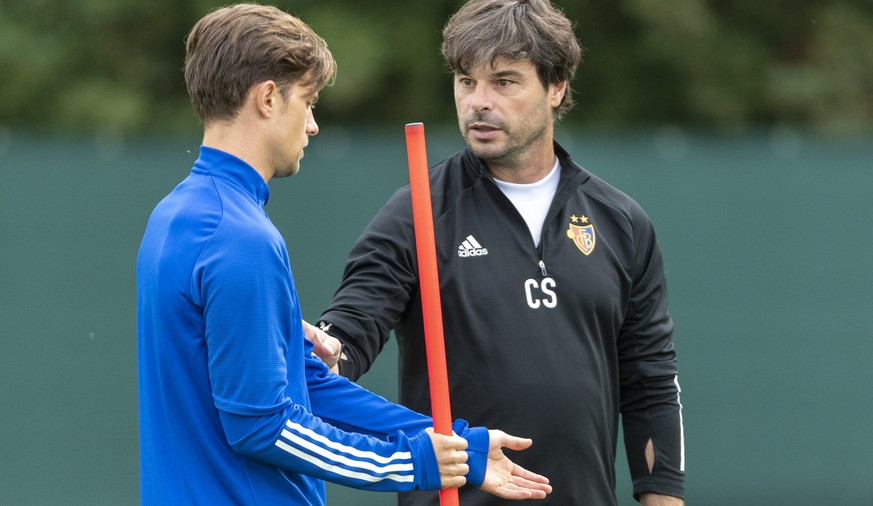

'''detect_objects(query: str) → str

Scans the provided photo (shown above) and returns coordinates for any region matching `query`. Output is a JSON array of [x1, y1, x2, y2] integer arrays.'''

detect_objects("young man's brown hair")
[[184, 3, 336, 125]]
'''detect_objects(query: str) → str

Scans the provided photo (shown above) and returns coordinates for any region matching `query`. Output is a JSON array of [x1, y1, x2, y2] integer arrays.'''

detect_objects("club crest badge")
[[566, 214, 596, 256]]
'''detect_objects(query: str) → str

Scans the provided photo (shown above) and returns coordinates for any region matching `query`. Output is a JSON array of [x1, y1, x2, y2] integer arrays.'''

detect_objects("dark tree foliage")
[[1, 0, 871, 135]]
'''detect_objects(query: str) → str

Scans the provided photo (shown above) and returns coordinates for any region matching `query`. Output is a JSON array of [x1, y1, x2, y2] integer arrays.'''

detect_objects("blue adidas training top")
[[137, 146, 488, 505]]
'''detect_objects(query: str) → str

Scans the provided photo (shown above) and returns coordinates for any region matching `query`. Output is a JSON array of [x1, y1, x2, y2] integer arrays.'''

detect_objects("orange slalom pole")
[[404, 122, 459, 506]]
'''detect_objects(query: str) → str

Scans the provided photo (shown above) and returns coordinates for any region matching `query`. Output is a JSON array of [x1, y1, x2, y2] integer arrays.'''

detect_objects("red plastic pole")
[[404, 122, 459, 506]]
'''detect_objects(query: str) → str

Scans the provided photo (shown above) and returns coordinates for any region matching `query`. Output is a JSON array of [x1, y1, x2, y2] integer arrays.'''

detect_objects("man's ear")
[[549, 80, 568, 108], [252, 80, 280, 118]]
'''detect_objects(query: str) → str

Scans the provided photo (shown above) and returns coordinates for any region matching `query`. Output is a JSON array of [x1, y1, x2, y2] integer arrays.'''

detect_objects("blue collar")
[[192, 146, 271, 206]]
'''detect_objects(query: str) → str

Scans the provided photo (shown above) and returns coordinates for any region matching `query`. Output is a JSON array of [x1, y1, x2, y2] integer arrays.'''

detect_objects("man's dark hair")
[[442, 0, 582, 120]]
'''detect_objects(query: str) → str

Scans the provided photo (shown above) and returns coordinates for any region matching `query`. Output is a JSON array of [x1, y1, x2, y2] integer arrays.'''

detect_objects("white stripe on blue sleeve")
[[274, 420, 416, 483]]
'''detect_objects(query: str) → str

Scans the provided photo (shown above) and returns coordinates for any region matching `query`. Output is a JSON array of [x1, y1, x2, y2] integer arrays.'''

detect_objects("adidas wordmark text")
[[458, 235, 488, 258]]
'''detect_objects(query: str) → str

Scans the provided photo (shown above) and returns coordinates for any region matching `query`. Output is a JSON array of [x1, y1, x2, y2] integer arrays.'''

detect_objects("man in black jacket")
[[310, 0, 685, 504]]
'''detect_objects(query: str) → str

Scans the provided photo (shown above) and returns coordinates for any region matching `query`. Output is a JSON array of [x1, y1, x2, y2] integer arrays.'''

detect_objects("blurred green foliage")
[[1, 0, 872, 135]]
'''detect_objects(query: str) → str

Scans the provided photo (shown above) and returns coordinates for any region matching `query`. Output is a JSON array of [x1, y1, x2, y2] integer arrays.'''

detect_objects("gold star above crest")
[[580, 215, 589, 224]]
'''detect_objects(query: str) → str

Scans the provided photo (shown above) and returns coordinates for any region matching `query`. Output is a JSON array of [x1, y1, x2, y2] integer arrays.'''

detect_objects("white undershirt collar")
[[492, 158, 561, 246]]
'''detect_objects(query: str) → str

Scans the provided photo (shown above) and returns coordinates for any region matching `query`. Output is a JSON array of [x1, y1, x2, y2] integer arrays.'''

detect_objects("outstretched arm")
[[304, 351, 550, 499]]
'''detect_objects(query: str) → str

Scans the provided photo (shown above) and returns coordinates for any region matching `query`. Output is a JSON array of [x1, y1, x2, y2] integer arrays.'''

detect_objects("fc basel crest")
[[566, 214, 596, 256]]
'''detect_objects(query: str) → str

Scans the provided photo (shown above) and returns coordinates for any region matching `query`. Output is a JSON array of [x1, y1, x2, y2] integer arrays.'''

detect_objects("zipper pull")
[[539, 260, 547, 276]]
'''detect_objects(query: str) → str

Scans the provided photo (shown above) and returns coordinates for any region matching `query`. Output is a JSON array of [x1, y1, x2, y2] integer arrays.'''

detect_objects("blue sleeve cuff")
[[453, 419, 489, 488]]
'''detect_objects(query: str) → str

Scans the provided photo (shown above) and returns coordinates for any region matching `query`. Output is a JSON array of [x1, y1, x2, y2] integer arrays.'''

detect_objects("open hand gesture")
[[480, 430, 552, 500]]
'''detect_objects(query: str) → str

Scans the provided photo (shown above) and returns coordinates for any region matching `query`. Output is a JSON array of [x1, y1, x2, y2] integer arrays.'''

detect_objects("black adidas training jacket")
[[319, 142, 685, 505]]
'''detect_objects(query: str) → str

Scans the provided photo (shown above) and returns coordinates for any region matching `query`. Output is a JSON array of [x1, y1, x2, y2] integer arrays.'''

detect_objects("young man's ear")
[[252, 80, 280, 118]]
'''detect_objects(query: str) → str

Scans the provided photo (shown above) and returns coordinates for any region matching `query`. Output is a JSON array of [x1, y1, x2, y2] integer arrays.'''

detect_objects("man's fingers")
[[301, 320, 342, 368], [487, 466, 551, 499], [441, 475, 467, 490], [438, 458, 468, 488], [511, 464, 550, 484], [501, 435, 533, 451], [428, 430, 472, 489], [490, 475, 553, 500], [492, 487, 535, 500], [320, 335, 340, 356], [510, 474, 552, 492], [428, 429, 468, 451]]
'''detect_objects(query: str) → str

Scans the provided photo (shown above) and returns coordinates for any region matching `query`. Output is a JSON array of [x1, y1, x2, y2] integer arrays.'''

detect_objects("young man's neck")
[[202, 120, 272, 183]]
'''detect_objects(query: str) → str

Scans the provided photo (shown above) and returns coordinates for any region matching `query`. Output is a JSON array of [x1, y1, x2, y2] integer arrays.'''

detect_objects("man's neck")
[[202, 120, 272, 183], [486, 140, 556, 184]]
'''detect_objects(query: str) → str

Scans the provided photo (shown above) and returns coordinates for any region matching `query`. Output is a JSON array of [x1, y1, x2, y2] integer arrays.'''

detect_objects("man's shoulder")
[[579, 171, 635, 205], [568, 163, 650, 223], [147, 174, 219, 232], [556, 143, 637, 212]]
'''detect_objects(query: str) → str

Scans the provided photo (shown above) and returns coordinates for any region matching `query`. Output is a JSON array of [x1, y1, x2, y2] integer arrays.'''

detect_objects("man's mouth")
[[469, 122, 498, 131], [468, 122, 501, 140]]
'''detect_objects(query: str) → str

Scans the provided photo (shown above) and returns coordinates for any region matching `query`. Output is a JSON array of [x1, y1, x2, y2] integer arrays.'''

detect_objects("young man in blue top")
[[136, 4, 552, 504]]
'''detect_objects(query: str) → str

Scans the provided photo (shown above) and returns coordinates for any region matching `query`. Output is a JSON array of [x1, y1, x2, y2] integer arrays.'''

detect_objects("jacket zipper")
[[480, 165, 552, 279]]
